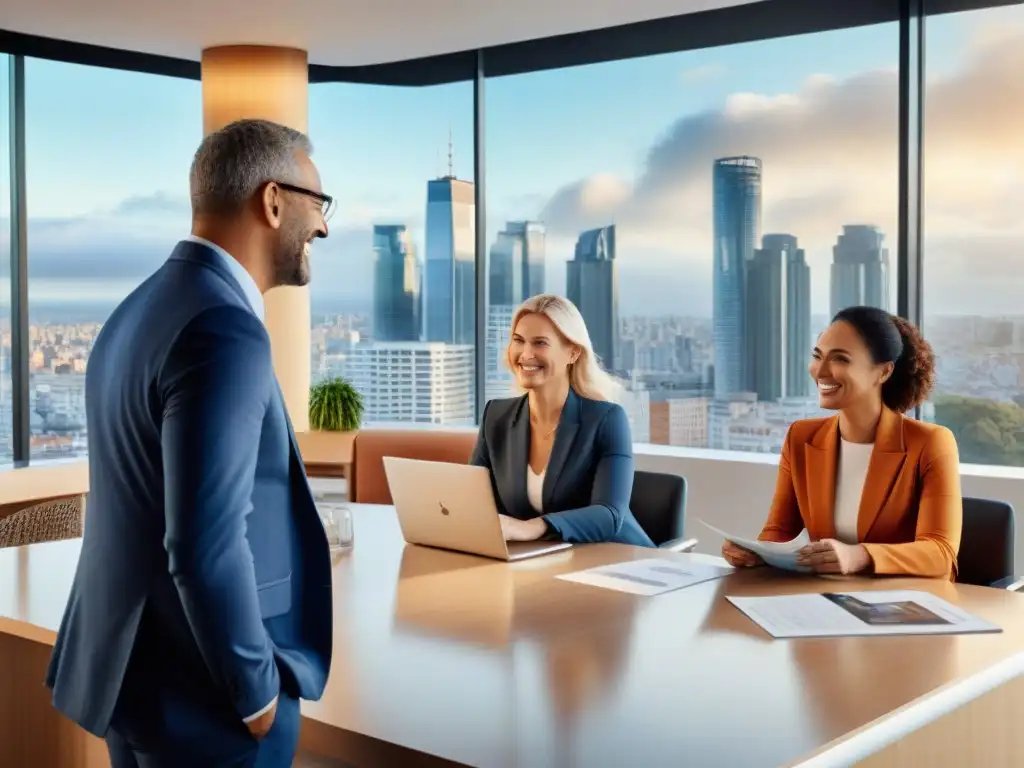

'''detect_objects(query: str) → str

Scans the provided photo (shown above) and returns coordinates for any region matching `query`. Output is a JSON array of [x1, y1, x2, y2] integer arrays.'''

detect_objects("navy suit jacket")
[[45, 241, 333, 739], [470, 389, 654, 547]]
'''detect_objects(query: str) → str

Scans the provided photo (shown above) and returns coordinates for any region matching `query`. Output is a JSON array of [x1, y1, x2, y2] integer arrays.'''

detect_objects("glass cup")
[[318, 501, 354, 553]]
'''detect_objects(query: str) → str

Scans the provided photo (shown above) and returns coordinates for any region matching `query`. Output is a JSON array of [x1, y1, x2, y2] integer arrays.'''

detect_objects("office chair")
[[630, 470, 697, 552], [350, 428, 477, 504], [0, 495, 85, 549], [957, 497, 1021, 591]]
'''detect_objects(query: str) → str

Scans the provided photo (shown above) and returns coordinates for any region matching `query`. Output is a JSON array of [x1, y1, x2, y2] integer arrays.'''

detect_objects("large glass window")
[[924, 3, 1024, 467], [26, 59, 200, 461], [484, 24, 899, 452], [309, 82, 476, 426], [1, 55, 11, 467]]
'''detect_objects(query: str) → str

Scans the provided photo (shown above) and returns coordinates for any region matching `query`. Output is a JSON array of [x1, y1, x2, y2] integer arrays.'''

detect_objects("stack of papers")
[[699, 519, 811, 573], [557, 558, 732, 596], [728, 590, 1001, 639]]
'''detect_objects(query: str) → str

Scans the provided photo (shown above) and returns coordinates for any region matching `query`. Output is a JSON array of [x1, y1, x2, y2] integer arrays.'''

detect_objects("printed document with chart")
[[728, 590, 1001, 639], [558, 558, 732, 596]]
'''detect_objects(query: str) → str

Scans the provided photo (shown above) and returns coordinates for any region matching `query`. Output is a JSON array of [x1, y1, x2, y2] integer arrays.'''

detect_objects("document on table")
[[728, 590, 1001, 639], [557, 558, 732, 596], [698, 519, 812, 573]]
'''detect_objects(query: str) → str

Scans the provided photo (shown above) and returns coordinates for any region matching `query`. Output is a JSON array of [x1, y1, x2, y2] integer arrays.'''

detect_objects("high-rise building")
[[510, 221, 545, 300], [567, 225, 619, 371], [747, 234, 812, 402], [649, 397, 710, 448], [489, 221, 546, 306], [621, 387, 651, 443], [485, 304, 517, 402], [830, 225, 890, 316], [712, 156, 762, 399], [488, 230, 523, 307], [424, 169, 475, 344], [372, 224, 421, 342], [347, 342, 475, 425]]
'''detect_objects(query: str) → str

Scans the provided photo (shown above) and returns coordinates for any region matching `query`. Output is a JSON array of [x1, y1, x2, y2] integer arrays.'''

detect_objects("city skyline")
[[1, 8, 1023, 317], [7, 4, 1024, 469]]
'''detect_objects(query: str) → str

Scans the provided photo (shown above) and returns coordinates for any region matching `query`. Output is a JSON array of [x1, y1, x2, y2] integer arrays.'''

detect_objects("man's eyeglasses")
[[276, 182, 336, 222]]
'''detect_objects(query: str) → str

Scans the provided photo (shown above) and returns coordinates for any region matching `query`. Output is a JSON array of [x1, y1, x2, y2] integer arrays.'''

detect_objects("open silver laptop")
[[382, 456, 572, 561]]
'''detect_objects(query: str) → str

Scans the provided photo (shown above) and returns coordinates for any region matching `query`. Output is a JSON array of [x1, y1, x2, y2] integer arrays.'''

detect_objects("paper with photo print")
[[728, 590, 1001, 639]]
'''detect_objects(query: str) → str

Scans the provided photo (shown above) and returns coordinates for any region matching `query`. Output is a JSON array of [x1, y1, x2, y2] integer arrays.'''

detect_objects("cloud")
[[111, 192, 191, 219], [540, 174, 632, 234], [3, 188, 377, 304], [535, 22, 1024, 311], [540, 66, 900, 244], [680, 63, 726, 84]]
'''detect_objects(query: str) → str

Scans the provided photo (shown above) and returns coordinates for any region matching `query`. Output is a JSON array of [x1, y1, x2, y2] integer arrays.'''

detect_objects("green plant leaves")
[[309, 376, 364, 432]]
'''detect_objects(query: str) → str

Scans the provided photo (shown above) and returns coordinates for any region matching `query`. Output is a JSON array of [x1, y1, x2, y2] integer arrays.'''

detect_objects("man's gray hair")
[[189, 118, 313, 216]]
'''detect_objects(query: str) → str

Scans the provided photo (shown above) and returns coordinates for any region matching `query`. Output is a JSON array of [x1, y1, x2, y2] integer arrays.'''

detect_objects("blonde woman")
[[470, 295, 654, 546]]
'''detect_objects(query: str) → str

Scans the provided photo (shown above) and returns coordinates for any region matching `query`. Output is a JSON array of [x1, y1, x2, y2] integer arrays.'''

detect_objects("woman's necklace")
[[532, 420, 559, 440]]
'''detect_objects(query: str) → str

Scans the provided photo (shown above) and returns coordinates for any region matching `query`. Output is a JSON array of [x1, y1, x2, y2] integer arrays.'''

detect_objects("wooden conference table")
[[2, 504, 1024, 767]]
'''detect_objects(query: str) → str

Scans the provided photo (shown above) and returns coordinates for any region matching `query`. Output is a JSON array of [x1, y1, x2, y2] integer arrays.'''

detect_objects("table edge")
[[791, 650, 1024, 768], [0, 615, 58, 646]]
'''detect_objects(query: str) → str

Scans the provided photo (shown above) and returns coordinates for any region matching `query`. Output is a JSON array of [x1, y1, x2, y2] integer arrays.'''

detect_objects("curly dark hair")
[[831, 306, 936, 413]]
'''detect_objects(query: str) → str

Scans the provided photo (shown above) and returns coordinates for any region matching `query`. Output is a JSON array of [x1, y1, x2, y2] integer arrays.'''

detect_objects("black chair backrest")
[[957, 497, 1015, 587], [629, 470, 687, 546]]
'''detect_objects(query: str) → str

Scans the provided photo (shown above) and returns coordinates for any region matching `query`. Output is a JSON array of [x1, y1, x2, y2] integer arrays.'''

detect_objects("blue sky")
[[3, 5, 1023, 316]]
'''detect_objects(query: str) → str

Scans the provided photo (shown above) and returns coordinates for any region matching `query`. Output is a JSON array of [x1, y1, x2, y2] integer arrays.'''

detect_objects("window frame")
[[3, 0, 1018, 463]]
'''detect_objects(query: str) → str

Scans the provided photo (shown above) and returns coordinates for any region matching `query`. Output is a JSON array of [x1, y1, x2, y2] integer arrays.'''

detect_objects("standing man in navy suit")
[[46, 119, 335, 767]]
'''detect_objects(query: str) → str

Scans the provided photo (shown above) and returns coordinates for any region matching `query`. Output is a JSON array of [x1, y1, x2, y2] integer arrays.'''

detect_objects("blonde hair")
[[506, 294, 624, 403]]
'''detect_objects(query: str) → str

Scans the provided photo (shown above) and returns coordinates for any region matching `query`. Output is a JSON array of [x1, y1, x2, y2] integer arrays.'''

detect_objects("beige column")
[[200, 46, 312, 431]]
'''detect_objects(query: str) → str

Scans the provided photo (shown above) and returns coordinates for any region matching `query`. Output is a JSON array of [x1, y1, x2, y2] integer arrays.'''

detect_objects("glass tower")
[[712, 156, 762, 398]]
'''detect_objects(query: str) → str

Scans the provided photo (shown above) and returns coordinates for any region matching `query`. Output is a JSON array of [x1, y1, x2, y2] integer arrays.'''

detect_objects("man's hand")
[[245, 697, 278, 741], [499, 514, 547, 542]]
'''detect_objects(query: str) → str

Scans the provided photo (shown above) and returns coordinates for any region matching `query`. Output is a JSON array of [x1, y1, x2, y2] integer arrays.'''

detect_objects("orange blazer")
[[758, 407, 962, 579]]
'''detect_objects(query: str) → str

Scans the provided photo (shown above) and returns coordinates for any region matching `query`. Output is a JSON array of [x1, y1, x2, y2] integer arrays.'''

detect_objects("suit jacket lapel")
[[543, 389, 581, 510], [857, 407, 907, 541], [509, 396, 531, 514], [804, 416, 839, 539]]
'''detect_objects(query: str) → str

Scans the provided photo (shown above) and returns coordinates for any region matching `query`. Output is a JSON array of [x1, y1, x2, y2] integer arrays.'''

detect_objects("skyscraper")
[[712, 156, 762, 398], [424, 165, 475, 344], [488, 229, 523, 307], [485, 304, 517, 402], [489, 221, 546, 306], [747, 234, 812, 402], [567, 225, 619, 370], [372, 224, 421, 342], [830, 224, 890, 316], [509, 221, 546, 300], [347, 342, 474, 425]]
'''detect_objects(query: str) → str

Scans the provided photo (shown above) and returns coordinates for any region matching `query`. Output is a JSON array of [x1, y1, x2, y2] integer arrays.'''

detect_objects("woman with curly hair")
[[722, 306, 962, 579]]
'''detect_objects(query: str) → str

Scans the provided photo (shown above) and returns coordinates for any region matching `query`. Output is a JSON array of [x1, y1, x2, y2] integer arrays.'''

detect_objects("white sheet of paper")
[[698, 519, 812, 573], [728, 590, 1002, 639], [557, 558, 733, 596]]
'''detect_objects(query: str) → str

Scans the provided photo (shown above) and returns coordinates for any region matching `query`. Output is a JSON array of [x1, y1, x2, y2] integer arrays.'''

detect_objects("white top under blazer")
[[527, 467, 545, 512], [833, 438, 873, 544]]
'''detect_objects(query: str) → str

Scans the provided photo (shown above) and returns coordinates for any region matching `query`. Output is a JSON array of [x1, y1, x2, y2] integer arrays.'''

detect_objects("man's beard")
[[272, 218, 311, 288]]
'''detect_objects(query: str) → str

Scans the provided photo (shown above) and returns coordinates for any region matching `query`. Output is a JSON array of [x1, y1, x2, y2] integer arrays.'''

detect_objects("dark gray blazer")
[[470, 389, 654, 546]]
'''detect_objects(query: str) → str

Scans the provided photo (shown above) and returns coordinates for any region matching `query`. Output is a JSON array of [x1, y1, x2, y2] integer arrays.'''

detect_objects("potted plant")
[[309, 376, 364, 432], [298, 377, 364, 478]]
